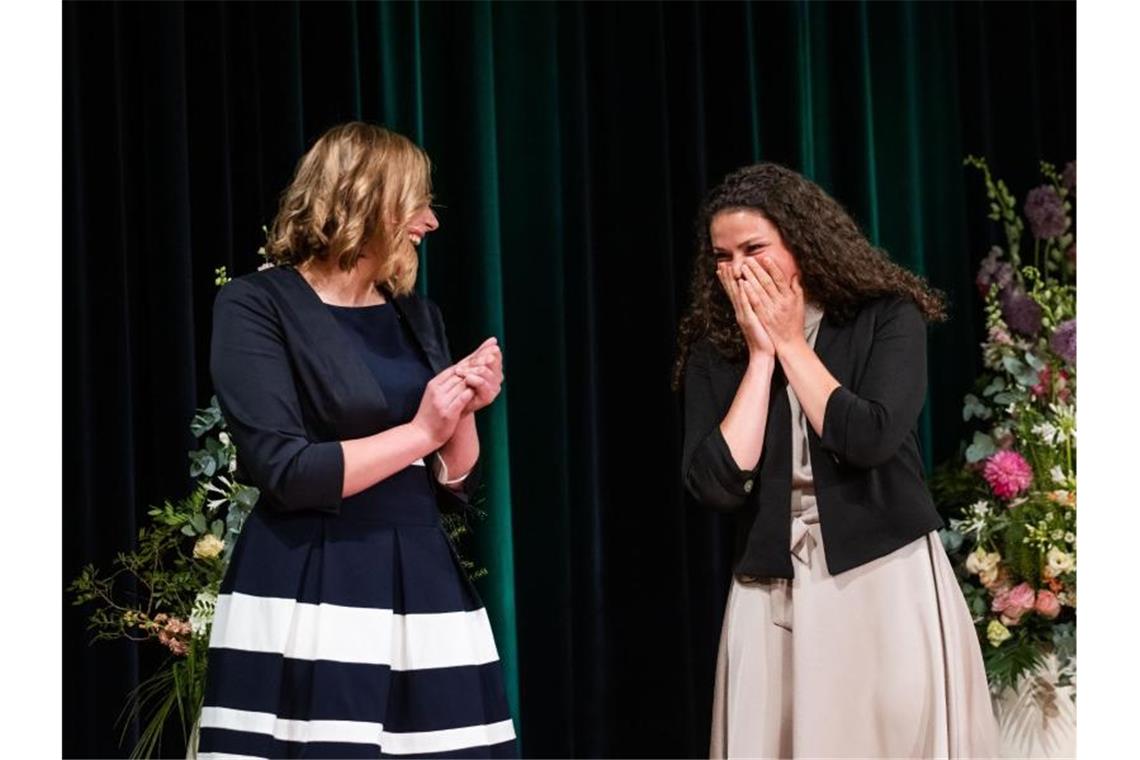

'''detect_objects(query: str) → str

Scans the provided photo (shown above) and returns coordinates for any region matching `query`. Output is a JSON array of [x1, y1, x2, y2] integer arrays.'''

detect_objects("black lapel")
[[275, 265, 389, 410], [766, 359, 792, 471], [812, 311, 844, 376], [383, 287, 448, 374]]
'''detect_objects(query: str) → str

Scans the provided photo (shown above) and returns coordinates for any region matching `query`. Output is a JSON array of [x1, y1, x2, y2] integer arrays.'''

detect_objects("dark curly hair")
[[672, 163, 947, 390]]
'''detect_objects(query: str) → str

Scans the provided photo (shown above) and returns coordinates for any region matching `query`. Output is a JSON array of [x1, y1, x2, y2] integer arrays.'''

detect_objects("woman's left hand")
[[741, 256, 806, 352]]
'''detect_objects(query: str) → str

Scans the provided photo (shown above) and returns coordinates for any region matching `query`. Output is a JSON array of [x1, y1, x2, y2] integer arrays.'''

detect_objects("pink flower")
[[992, 582, 1036, 625], [983, 450, 1034, 500], [156, 615, 192, 657], [1035, 589, 1062, 619]]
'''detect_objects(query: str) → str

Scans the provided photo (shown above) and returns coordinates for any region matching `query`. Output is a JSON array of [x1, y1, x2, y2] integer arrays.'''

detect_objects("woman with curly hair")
[[198, 123, 516, 758], [676, 163, 998, 758]]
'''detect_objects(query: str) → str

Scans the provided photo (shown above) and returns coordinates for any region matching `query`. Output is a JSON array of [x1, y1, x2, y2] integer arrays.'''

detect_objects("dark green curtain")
[[64, 1, 1075, 757]]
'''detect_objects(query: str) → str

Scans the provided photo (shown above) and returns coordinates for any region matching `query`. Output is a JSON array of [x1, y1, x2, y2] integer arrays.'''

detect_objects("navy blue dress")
[[199, 300, 517, 759]]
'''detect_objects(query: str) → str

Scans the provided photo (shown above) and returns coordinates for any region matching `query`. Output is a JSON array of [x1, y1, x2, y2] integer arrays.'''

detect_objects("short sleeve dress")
[[198, 300, 518, 759], [709, 302, 998, 759]]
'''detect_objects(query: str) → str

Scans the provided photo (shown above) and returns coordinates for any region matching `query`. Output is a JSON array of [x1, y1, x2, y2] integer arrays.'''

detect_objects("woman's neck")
[[297, 257, 387, 307]]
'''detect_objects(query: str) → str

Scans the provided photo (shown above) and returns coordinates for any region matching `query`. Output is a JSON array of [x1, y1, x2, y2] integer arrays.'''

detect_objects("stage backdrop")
[[64, 1, 1074, 757]]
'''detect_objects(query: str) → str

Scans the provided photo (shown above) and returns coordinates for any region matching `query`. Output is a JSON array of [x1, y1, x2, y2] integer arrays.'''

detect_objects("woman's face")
[[405, 205, 439, 248], [709, 208, 799, 284]]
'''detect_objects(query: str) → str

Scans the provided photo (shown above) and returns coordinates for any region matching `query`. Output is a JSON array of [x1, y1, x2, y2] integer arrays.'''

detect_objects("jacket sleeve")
[[820, 297, 928, 469], [210, 279, 344, 514], [426, 299, 483, 514], [681, 342, 759, 512]]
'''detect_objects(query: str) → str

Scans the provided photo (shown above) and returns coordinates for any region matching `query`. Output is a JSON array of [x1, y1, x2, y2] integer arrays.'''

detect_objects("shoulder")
[[686, 335, 743, 375], [851, 294, 924, 326], [214, 266, 294, 309], [211, 266, 308, 336], [848, 295, 926, 346]]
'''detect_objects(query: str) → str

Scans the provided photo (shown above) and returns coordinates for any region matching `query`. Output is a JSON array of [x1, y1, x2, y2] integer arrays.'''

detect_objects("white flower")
[[953, 500, 993, 539], [1050, 465, 1067, 484], [218, 432, 231, 446], [1032, 422, 1060, 445], [1044, 546, 1075, 578], [1064, 532, 1075, 544], [1051, 529, 1064, 540], [193, 534, 225, 560], [189, 590, 218, 637]]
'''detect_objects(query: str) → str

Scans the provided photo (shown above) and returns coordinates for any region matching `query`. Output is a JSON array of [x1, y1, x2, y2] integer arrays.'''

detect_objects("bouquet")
[[933, 157, 1076, 698], [68, 394, 259, 758]]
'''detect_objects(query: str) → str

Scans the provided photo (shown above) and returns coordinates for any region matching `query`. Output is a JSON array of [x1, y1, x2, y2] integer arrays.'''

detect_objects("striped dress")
[[198, 301, 517, 759]]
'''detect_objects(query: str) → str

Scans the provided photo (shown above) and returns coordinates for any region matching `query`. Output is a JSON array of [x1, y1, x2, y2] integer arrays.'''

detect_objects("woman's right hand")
[[717, 262, 776, 358], [411, 368, 476, 447]]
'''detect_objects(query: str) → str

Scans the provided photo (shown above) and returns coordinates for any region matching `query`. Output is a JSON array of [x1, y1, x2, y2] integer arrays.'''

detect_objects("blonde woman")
[[198, 123, 517, 758]]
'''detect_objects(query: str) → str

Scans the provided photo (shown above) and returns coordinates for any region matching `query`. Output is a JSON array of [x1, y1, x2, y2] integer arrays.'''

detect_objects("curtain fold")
[[63, 2, 1074, 756]]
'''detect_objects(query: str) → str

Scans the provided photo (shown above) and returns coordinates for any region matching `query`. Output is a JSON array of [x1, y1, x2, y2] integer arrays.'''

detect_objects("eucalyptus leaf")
[[993, 391, 1019, 406], [233, 486, 260, 508], [190, 513, 207, 534], [982, 377, 1006, 397], [939, 529, 964, 554], [1024, 351, 1047, 371], [962, 394, 991, 422], [1002, 355, 1040, 387], [181, 524, 197, 537], [211, 520, 225, 538], [965, 432, 997, 463]]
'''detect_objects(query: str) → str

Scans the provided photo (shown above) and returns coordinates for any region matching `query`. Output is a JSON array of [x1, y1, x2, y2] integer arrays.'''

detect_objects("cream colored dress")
[[710, 303, 999, 759]]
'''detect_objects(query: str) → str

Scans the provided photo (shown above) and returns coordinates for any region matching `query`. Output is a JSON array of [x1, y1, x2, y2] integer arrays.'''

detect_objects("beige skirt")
[[710, 492, 999, 759]]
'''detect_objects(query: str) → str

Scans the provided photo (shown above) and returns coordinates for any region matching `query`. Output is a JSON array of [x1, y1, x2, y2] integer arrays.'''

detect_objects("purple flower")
[[1024, 185, 1067, 240], [976, 247, 1015, 297], [1050, 319, 1076, 365], [1062, 161, 1076, 193], [1001, 287, 1043, 337]]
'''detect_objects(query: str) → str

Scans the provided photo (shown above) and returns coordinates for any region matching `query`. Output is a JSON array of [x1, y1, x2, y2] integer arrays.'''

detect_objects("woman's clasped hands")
[[412, 338, 504, 446]]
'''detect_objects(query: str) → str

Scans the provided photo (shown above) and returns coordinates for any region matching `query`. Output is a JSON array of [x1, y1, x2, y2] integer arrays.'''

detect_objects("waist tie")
[[771, 489, 819, 632]]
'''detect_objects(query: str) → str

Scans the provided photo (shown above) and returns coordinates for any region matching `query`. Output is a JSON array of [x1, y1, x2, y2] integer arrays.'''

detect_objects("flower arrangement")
[[72, 248, 486, 758], [68, 396, 259, 758], [932, 157, 1076, 698]]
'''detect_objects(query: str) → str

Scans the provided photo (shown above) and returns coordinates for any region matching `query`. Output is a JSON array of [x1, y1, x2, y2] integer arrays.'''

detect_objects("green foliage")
[[69, 393, 254, 757], [964, 155, 1025, 264], [983, 627, 1047, 695], [441, 498, 490, 582]]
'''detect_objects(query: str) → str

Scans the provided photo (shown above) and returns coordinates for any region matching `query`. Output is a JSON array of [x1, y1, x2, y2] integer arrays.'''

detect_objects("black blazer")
[[681, 295, 944, 579], [209, 264, 479, 517]]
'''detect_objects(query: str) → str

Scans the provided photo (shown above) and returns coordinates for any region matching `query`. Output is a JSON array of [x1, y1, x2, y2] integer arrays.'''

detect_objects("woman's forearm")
[[719, 353, 777, 470], [339, 423, 440, 499], [778, 338, 841, 436], [436, 414, 479, 486]]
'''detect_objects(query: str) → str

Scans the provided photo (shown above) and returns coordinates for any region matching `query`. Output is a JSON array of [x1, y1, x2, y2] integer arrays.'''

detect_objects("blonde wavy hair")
[[265, 122, 432, 296]]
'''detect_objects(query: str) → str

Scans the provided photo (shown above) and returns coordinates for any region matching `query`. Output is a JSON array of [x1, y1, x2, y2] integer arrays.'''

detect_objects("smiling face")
[[709, 208, 800, 284], [404, 205, 439, 248]]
